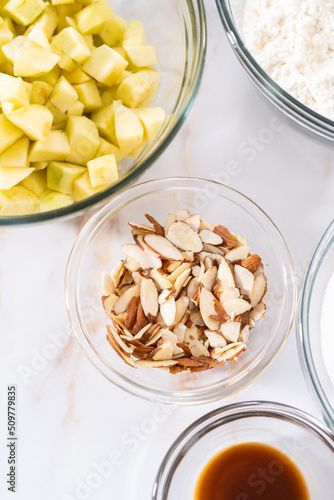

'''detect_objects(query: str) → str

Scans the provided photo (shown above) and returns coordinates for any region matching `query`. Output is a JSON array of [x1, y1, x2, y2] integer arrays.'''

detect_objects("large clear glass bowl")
[[65, 177, 296, 404], [152, 401, 334, 499], [0, 0, 206, 225], [298, 221, 334, 430], [215, 0, 334, 145]]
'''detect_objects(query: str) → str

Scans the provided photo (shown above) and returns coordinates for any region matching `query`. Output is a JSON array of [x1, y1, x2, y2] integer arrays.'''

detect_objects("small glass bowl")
[[152, 401, 334, 499], [0, 0, 206, 225], [65, 177, 296, 404], [215, 0, 334, 145], [298, 220, 334, 430]]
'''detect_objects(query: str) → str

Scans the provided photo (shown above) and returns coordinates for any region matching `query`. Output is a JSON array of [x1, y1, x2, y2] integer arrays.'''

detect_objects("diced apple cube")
[[72, 170, 103, 201], [4, 185, 39, 213], [0, 191, 15, 215], [74, 1, 115, 35], [1, 35, 26, 62], [91, 103, 117, 144], [13, 41, 60, 77], [50, 75, 78, 113], [0, 17, 13, 46], [123, 20, 146, 46], [62, 66, 91, 84], [24, 5, 59, 40], [115, 69, 160, 108], [135, 107, 166, 142], [47, 160, 86, 194], [29, 130, 71, 162], [27, 24, 50, 49], [67, 99, 84, 116], [101, 87, 116, 106], [7, 104, 53, 141], [114, 100, 143, 154], [52, 0, 75, 5], [73, 80, 102, 113], [40, 190, 72, 211], [0, 137, 29, 167], [82, 45, 128, 86], [65, 115, 100, 164], [87, 154, 118, 187], [123, 45, 157, 68], [0, 166, 34, 189], [4, 0, 46, 26], [30, 80, 53, 105], [100, 15, 126, 46], [20, 168, 46, 195], [0, 114, 24, 154], [96, 137, 123, 163], [0, 73, 31, 106], [50, 27, 91, 72]]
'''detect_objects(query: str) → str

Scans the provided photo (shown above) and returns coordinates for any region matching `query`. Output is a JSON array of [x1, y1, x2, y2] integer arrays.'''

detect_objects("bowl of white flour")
[[298, 220, 334, 429], [215, 0, 334, 144]]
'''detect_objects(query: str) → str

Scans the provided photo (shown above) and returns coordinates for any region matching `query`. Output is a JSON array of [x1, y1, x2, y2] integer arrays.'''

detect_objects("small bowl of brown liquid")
[[152, 401, 334, 500]]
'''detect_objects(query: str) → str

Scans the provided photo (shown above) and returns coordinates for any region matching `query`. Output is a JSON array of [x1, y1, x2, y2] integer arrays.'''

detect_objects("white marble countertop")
[[1, 2, 334, 499]]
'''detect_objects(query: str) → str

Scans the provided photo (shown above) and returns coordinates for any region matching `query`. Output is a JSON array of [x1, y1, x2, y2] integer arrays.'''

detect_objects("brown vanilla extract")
[[194, 442, 310, 500]]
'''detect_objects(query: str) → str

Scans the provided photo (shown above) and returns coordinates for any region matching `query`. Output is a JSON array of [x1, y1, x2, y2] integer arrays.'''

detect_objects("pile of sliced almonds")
[[101, 211, 267, 373]]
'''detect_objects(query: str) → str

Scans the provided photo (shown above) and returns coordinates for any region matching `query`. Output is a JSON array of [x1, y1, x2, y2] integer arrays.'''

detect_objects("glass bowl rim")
[[152, 400, 334, 499], [215, 0, 334, 138], [0, 0, 207, 226], [65, 176, 297, 405], [298, 220, 334, 426]]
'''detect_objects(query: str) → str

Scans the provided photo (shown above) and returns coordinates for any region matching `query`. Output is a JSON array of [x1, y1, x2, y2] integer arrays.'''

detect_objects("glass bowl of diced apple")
[[0, 0, 206, 223]]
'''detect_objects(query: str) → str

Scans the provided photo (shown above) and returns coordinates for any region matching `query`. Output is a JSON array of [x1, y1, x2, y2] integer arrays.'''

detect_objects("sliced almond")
[[173, 323, 186, 343], [199, 229, 223, 245], [203, 244, 227, 256], [225, 246, 250, 262], [102, 294, 118, 318], [213, 225, 236, 249], [168, 262, 192, 282], [129, 222, 155, 234], [241, 254, 262, 273], [135, 359, 178, 368], [217, 258, 236, 289], [182, 251, 194, 262], [159, 329, 184, 356], [150, 268, 173, 290], [235, 235, 248, 248], [220, 321, 241, 343], [251, 273, 267, 306], [201, 266, 218, 291], [250, 301, 266, 322], [199, 288, 220, 331], [199, 219, 215, 232], [191, 343, 210, 357], [184, 213, 200, 232], [125, 296, 139, 329], [174, 268, 192, 299], [164, 212, 177, 234], [240, 325, 250, 343], [186, 277, 199, 300], [205, 329, 227, 348], [145, 327, 162, 346], [106, 325, 136, 368], [140, 278, 159, 322], [235, 310, 250, 328], [133, 322, 152, 341], [145, 213, 164, 236], [175, 210, 190, 221], [102, 272, 115, 295], [122, 244, 162, 270], [171, 296, 189, 328], [234, 264, 255, 297], [211, 342, 247, 362], [113, 284, 140, 315], [160, 295, 176, 326], [190, 309, 206, 326], [219, 287, 240, 303], [125, 256, 141, 273], [223, 298, 252, 320], [151, 341, 173, 360], [144, 234, 183, 261], [254, 263, 264, 278], [204, 256, 213, 270], [132, 271, 144, 285], [134, 234, 160, 256], [162, 260, 183, 274], [110, 260, 125, 288], [167, 222, 203, 252]]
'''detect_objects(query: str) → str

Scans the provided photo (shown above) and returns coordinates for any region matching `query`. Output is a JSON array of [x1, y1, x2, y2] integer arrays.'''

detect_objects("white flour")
[[243, 0, 334, 121], [321, 271, 334, 387]]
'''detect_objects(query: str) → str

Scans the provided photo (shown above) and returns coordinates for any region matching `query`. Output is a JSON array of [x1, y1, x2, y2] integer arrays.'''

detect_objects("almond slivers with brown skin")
[[102, 212, 267, 373]]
